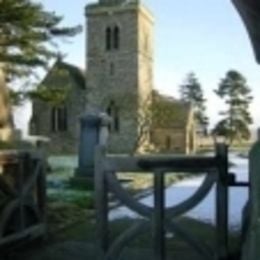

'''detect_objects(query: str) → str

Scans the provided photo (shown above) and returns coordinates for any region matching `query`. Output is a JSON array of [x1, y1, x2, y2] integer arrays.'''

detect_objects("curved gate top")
[[95, 143, 232, 260]]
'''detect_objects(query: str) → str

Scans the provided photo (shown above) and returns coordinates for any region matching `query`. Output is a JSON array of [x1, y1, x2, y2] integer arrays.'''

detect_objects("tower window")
[[113, 26, 120, 50], [106, 26, 120, 51], [114, 108, 120, 132], [51, 106, 68, 132], [106, 105, 112, 132], [106, 27, 112, 50], [109, 62, 115, 75], [106, 101, 120, 133]]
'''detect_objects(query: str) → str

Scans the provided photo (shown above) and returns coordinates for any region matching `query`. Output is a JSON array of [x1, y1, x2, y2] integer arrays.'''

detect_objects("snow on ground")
[[110, 153, 249, 232]]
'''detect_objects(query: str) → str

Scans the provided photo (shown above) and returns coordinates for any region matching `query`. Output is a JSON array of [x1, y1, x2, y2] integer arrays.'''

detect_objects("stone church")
[[30, 0, 196, 154], [30, 59, 86, 153]]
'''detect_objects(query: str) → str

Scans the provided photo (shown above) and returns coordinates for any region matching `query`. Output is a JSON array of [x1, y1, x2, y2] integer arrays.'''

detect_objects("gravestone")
[[73, 112, 110, 186]]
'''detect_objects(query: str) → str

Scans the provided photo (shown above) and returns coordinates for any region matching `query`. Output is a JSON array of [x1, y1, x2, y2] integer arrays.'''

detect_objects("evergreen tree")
[[179, 72, 209, 135], [213, 70, 253, 143], [0, 0, 81, 83]]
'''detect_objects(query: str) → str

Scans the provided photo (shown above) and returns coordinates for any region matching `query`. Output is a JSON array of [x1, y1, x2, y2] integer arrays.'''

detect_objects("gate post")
[[241, 131, 260, 260], [216, 143, 229, 260], [153, 169, 165, 260]]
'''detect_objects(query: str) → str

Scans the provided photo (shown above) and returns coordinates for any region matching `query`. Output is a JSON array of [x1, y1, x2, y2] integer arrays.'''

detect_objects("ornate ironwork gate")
[[95, 143, 230, 260]]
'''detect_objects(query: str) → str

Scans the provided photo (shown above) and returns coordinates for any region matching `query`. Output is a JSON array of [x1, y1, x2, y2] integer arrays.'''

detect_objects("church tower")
[[85, 0, 154, 153]]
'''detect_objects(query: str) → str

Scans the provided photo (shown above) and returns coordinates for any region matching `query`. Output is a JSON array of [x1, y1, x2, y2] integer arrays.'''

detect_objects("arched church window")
[[58, 106, 68, 131], [106, 104, 112, 132], [165, 136, 172, 150], [114, 107, 120, 132], [51, 106, 68, 132], [106, 27, 112, 50], [113, 26, 120, 50], [106, 101, 120, 133], [109, 62, 115, 75], [106, 105, 112, 116]]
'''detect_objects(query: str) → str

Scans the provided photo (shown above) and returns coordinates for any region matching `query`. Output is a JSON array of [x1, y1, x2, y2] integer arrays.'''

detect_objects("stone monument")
[[73, 112, 110, 187]]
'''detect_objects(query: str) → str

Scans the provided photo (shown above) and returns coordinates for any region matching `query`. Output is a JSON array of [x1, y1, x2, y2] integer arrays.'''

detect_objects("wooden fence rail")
[[0, 150, 46, 251], [95, 143, 229, 260]]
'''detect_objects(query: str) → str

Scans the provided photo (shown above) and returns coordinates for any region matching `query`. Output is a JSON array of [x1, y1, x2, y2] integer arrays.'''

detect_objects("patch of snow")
[[110, 154, 249, 232]]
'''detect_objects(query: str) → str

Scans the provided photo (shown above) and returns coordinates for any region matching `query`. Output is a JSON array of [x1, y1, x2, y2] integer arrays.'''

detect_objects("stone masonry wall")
[[86, 2, 154, 154], [30, 66, 86, 154], [152, 128, 188, 154]]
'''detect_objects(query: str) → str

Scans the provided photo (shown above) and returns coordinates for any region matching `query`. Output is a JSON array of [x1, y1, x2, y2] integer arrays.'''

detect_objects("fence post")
[[36, 154, 47, 225], [153, 169, 165, 260], [241, 129, 260, 260], [95, 145, 109, 256], [215, 143, 229, 260]]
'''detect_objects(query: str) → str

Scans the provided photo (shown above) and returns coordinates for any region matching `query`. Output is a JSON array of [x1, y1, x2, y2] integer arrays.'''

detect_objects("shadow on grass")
[[55, 216, 240, 259], [7, 213, 241, 260]]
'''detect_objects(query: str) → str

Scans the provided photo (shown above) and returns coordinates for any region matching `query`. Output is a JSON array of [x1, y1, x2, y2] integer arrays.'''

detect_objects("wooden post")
[[242, 129, 260, 260], [36, 153, 47, 224], [95, 146, 109, 254], [18, 152, 30, 231], [94, 113, 110, 256], [215, 143, 229, 260], [153, 170, 165, 260]]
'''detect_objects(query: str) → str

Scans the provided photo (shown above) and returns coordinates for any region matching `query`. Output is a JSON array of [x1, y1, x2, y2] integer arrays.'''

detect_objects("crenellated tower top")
[[99, 0, 139, 5]]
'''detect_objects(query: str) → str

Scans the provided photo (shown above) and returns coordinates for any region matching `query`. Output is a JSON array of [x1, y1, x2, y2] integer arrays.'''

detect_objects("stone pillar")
[[242, 129, 260, 260], [74, 112, 110, 183]]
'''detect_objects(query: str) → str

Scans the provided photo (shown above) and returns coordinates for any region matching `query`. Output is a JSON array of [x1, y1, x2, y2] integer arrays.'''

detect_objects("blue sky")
[[15, 0, 260, 134]]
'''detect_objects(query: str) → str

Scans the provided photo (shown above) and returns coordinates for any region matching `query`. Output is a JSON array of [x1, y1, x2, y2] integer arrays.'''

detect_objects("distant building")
[[31, 0, 197, 154], [30, 59, 86, 153], [85, 0, 154, 153], [85, 0, 196, 154], [151, 92, 196, 154]]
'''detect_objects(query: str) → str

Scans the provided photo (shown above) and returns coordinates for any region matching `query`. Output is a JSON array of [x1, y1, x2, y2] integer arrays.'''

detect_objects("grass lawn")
[[46, 155, 94, 234], [46, 155, 190, 213]]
